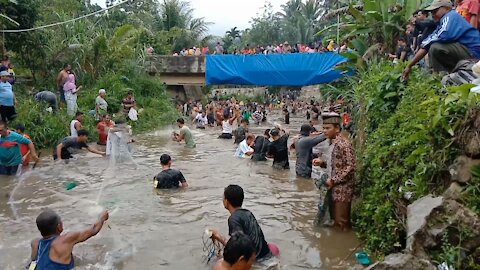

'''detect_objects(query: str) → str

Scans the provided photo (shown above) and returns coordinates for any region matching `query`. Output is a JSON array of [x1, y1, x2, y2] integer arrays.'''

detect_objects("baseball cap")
[[0, 70, 11, 77], [424, 0, 453, 11]]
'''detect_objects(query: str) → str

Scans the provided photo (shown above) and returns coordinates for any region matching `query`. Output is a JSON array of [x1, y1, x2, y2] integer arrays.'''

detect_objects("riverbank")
[[324, 61, 480, 269], [11, 68, 179, 149]]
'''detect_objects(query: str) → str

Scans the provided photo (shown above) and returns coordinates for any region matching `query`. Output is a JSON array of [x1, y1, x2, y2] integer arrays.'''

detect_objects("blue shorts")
[[0, 165, 19, 175]]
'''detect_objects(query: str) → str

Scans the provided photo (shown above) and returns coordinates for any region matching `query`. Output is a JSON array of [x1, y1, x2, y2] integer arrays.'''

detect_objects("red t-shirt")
[[97, 121, 114, 145], [19, 134, 31, 166], [457, 0, 480, 26]]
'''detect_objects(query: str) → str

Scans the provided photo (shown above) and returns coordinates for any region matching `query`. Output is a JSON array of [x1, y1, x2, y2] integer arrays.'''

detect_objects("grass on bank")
[[11, 68, 179, 150]]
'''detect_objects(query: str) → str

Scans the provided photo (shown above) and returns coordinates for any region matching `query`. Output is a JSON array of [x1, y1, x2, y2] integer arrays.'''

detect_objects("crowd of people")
[[162, 91, 354, 270], [173, 40, 350, 57], [8, 1, 480, 269], [383, 0, 480, 82], [0, 59, 142, 176]]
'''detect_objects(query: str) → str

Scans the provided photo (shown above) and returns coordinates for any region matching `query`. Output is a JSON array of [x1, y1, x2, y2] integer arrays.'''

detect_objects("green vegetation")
[[223, 0, 431, 52], [324, 61, 480, 258], [11, 67, 178, 149], [1, 0, 206, 149]]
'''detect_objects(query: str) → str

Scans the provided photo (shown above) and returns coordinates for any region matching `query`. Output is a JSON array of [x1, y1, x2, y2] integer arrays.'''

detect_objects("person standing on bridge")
[[215, 42, 224, 55]]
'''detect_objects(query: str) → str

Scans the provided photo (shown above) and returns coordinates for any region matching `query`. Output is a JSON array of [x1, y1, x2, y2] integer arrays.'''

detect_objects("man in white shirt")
[[234, 134, 255, 158], [70, 112, 84, 137], [193, 111, 208, 129]]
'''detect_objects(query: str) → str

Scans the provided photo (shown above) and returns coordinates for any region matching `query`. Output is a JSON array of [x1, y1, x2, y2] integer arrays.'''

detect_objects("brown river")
[[0, 113, 360, 270]]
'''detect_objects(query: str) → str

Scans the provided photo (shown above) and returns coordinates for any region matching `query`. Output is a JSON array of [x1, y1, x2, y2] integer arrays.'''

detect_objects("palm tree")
[[226, 27, 241, 40], [300, 0, 323, 43], [278, 0, 324, 44]]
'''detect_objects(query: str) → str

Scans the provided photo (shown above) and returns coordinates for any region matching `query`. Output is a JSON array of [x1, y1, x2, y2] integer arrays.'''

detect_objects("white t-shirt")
[[222, 120, 233, 134], [70, 120, 80, 137], [234, 140, 253, 158], [195, 114, 208, 127]]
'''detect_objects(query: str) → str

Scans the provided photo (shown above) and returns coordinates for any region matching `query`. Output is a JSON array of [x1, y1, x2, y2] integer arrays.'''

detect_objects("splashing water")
[[7, 167, 34, 220], [107, 126, 137, 167]]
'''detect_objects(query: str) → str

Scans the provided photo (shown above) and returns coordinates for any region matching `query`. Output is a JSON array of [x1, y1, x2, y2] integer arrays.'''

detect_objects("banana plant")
[[317, 0, 430, 56]]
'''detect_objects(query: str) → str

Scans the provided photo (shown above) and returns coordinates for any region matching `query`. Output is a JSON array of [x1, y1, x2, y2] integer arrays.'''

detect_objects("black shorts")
[[58, 86, 66, 102], [207, 115, 215, 125], [53, 148, 73, 160], [0, 105, 16, 122], [218, 133, 233, 139], [0, 165, 19, 175]]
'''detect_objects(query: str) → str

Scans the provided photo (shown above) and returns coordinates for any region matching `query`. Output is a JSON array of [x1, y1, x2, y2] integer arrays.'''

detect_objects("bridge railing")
[[145, 55, 206, 75]]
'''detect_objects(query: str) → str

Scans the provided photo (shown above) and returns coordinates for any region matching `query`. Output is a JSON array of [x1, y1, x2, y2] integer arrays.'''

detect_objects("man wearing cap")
[[403, 0, 480, 79], [318, 112, 356, 230], [153, 154, 188, 189], [34, 90, 58, 112], [294, 125, 326, 178], [0, 70, 16, 122]]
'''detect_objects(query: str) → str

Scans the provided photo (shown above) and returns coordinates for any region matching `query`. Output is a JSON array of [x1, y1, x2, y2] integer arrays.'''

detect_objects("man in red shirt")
[[15, 124, 32, 167], [96, 114, 114, 145], [456, 0, 480, 28]]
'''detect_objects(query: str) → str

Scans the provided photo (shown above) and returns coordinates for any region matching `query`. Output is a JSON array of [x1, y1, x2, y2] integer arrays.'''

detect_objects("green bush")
[[11, 66, 178, 149], [349, 63, 467, 256]]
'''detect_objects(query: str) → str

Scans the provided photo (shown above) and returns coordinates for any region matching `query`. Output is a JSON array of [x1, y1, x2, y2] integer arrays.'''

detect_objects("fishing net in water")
[[106, 126, 135, 166], [312, 166, 334, 227]]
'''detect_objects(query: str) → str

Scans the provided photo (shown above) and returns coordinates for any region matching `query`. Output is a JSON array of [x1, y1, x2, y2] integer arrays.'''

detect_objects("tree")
[[246, 2, 282, 46], [226, 27, 241, 40], [158, 0, 211, 49]]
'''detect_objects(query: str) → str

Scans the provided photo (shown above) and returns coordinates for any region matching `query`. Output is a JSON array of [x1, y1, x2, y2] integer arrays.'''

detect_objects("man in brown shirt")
[[322, 112, 356, 230]]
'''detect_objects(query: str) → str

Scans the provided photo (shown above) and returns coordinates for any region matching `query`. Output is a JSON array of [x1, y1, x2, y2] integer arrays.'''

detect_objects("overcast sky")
[[91, 0, 285, 36]]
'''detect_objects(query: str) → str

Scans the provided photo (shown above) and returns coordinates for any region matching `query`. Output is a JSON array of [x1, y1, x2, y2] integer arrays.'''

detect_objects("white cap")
[[99, 89, 106, 94]]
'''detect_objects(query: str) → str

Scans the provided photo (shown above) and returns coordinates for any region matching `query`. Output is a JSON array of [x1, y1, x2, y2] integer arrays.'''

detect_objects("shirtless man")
[[56, 64, 70, 106]]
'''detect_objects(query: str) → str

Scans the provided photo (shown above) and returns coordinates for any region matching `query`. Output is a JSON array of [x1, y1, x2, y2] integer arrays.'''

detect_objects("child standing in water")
[[29, 209, 109, 270]]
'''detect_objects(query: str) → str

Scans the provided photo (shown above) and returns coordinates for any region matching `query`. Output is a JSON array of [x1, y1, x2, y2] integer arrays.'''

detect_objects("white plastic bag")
[[128, 108, 138, 121]]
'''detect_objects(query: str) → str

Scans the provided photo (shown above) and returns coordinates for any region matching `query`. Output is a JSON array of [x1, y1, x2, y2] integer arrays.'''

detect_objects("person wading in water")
[[29, 209, 109, 270], [153, 154, 188, 189], [319, 112, 356, 230], [267, 125, 290, 170]]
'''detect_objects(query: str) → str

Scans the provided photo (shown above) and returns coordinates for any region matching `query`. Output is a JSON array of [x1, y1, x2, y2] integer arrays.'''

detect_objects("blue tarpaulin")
[[206, 53, 348, 86]]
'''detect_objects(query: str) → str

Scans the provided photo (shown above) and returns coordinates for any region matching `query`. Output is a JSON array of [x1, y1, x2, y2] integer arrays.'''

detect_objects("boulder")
[[407, 195, 480, 259], [442, 182, 463, 200], [406, 195, 443, 256], [457, 109, 480, 157], [449, 155, 480, 183], [364, 253, 435, 270]]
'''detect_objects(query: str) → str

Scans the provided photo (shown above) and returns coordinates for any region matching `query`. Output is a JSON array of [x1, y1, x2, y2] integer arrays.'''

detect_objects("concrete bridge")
[[144, 55, 323, 101], [145, 55, 206, 86], [145, 55, 206, 101]]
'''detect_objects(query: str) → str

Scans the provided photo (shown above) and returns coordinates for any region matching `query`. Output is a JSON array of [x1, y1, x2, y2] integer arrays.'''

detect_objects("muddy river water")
[[0, 113, 359, 270]]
